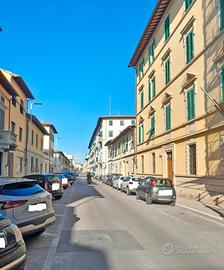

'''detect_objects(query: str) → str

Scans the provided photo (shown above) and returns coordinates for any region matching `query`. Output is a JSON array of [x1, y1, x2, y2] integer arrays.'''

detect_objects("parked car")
[[0, 214, 26, 270], [23, 174, 64, 200], [61, 172, 75, 185], [54, 173, 69, 189], [121, 175, 142, 195], [136, 177, 176, 205], [117, 176, 124, 190], [112, 175, 123, 189], [0, 178, 55, 236], [104, 175, 113, 186]]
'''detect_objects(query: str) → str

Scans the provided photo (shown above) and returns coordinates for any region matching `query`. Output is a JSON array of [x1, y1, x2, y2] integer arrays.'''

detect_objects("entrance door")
[[8, 152, 14, 177], [167, 151, 173, 179]]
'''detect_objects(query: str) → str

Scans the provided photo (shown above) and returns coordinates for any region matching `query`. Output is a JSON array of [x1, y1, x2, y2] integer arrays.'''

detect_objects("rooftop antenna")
[[109, 95, 112, 116]]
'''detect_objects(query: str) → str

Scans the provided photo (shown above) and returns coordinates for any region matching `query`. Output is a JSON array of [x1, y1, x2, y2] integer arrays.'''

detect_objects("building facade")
[[106, 125, 135, 175], [53, 151, 71, 172], [42, 123, 58, 173], [88, 116, 135, 176], [129, 0, 224, 206]]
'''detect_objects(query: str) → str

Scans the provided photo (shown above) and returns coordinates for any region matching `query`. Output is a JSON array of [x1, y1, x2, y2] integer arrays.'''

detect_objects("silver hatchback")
[[0, 178, 55, 236]]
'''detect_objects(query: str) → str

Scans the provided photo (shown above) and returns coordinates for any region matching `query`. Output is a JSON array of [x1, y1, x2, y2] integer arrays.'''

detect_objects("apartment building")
[[42, 123, 58, 173], [106, 125, 135, 175], [0, 71, 18, 176], [129, 0, 224, 206], [0, 69, 34, 177], [26, 114, 49, 175], [88, 116, 135, 176], [53, 151, 71, 172]]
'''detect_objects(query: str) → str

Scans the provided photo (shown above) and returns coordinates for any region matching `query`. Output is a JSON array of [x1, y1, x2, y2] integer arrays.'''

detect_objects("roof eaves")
[[13, 76, 35, 99], [0, 71, 18, 97], [128, 0, 171, 68]]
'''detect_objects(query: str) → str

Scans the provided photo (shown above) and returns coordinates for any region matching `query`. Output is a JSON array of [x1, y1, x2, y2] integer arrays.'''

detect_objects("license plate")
[[28, 203, 47, 212], [62, 178, 68, 185], [52, 183, 60, 191], [0, 238, 6, 249], [159, 190, 172, 196]]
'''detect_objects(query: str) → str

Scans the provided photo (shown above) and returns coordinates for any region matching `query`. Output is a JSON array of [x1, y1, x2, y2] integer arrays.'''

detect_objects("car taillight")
[[151, 179, 157, 187], [129, 181, 133, 184], [1, 200, 28, 210], [45, 182, 49, 190]]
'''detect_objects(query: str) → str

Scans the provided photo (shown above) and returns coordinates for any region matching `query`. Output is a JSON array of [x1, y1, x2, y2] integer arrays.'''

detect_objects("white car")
[[117, 176, 125, 190], [121, 176, 142, 195], [112, 175, 123, 189]]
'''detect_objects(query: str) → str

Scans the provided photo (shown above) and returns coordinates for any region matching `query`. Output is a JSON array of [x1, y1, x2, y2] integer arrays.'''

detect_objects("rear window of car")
[[156, 179, 172, 187], [0, 181, 45, 196], [46, 175, 60, 183]]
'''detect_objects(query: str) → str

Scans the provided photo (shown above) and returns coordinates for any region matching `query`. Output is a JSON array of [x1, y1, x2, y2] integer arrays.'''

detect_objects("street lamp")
[[26, 102, 42, 174]]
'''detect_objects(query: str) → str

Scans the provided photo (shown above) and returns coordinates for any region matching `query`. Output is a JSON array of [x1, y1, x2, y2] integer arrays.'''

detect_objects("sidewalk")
[[176, 196, 224, 221]]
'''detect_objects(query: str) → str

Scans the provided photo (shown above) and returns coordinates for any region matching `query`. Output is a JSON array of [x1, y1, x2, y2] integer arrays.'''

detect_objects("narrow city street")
[[24, 177, 224, 270]]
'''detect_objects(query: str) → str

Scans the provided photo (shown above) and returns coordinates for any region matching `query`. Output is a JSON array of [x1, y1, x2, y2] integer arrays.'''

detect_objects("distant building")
[[53, 151, 71, 172], [88, 116, 135, 176], [106, 125, 135, 176], [42, 123, 58, 173]]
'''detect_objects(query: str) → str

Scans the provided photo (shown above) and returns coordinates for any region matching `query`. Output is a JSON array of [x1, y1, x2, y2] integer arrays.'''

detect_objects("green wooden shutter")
[[222, 67, 224, 100], [186, 31, 194, 63], [166, 105, 171, 131], [165, 16, 170, 41], [138, 126, 141, 144], [141, 91, 144, 109], [142, 124, 144, 142], [148, 46, 151, 65], [151, 115, 155, 136], [185, 0, 192, 10], [152, 39, 155, 61], [187, 88, 195, 120], [165, 59, 170, 84], [152, 77, 156, 97], [220, 0, 224, 31], [191, 88, 195, 119], [148, 80, 151, 101]]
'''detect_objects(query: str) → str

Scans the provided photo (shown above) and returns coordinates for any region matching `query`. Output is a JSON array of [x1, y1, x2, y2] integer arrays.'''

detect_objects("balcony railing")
[[0, 131, 17, 151]]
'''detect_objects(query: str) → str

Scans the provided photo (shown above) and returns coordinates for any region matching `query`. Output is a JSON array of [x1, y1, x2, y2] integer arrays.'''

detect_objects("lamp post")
[[26, 102, 42, 174]]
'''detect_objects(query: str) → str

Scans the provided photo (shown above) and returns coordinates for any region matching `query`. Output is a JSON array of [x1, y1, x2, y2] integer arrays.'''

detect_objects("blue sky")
[[0, 0, 156, 162]]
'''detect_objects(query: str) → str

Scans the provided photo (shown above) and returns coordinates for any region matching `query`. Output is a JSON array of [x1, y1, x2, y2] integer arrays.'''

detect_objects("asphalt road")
[[24, 177, 224, 270]]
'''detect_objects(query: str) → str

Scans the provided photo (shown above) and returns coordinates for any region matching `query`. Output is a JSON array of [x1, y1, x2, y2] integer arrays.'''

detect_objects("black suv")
[[23, 174, 64, 200]]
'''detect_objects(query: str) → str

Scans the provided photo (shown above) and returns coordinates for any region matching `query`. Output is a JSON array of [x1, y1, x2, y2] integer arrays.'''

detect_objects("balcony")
[[0, 131, 17, 151]]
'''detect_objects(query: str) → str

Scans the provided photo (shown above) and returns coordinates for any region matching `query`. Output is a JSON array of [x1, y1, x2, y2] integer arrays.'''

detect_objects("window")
[[20, 100, 24, 114], [139, 58, 144, 80], [152, 153, 156, 174], [138, 124, 144, 144], [31, 157, 34, 173], [148, 76, 156, 102], [36, 134, 38, 148], [41, 138, 43, 151], [19, 127, 23, 142], [187, 87, 195, 121], [186, 30, 194, 64], [222, 66, 224, 100], [165, 104, 171, 131], [148, 114, 155, 137], [16, 157, 23, 173], [11, 121, 16, 134], [141, 155, 144, 174], [12, 97, 17, 107], [109, 130, 113, 137], [185, 0, 192, 11], [165, 58, 171, 85], [131, 120, 135, 125], [189, 144, 196, 175], [140, 90, 144, 109], [148, 39, 155, 65], [35, 158, 39, 172], [220, 0, 224, 31], [109, 120, 113, 126], [40, 163, 43, 173], [31, 130, 34, 145], [0, 109, 5, 130], [120, 120, 124, 126], [164, 15, 170, 41]]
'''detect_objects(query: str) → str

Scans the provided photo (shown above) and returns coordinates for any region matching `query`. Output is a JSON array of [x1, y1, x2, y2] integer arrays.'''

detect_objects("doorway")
[[166, 151, 173, 179]]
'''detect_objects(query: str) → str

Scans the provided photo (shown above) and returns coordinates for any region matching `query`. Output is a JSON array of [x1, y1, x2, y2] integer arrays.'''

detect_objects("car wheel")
[[54, 195, 63, 200], [127, 188, 131, 195], [146, 194, 152, 205], [136, 191, 140, 200], [120, 185, 123, 192], [170, 201, 176, 206], [117, 185, 119, 190]]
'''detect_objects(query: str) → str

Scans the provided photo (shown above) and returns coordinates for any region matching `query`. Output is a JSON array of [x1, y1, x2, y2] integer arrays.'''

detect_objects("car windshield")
[[0, 181, 45, 196]]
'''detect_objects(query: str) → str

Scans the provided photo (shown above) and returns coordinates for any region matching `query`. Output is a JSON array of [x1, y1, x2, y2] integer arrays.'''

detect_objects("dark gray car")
[[0, 214, 26, 270]]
